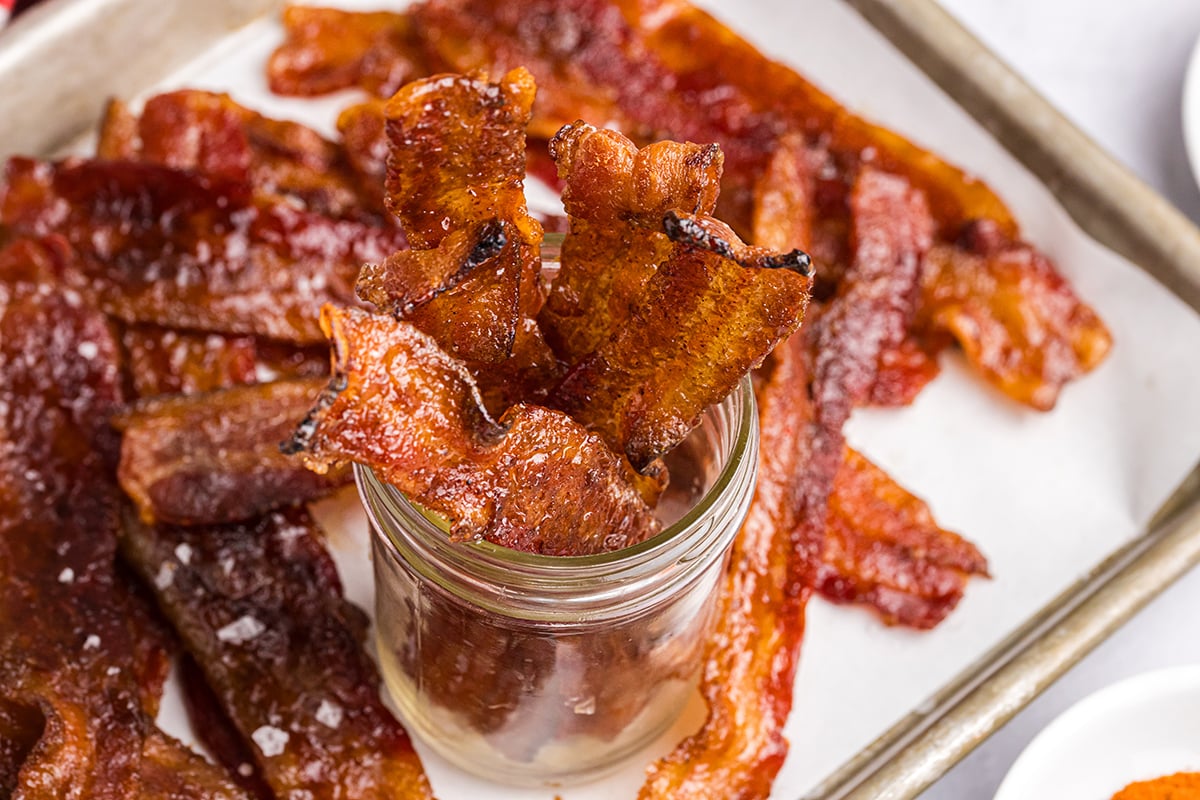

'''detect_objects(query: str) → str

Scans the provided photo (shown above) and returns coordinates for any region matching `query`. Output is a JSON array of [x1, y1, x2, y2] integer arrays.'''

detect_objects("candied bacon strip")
[[99, 90, 389, 221], [816, 449, 989, 629], [539, 121, 724, 364], [550, 208, 812, 471], [804, 169, 932, 526], [285, 305, 661, 555], [0, 238, 246, 799], [121, 324, 328, 398], [268, 6, 430, 98], [919, 220, 1113, 410], [116, 377, 349, 526], [367, 67, 558, 406], [640, 332, 815, 800], [120, 507, 434, 800], [0, 158, 404, 343]]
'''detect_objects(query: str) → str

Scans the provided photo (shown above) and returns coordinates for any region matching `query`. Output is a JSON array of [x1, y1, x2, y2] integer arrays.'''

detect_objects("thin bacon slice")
[[267, 6, 431, 98], [919, 220, 1113, 410], [285, 305, 661, 555], [639, 332, 814, 800], [539, 121, 724, 365], [804, 168, 932, 529], [121, 323, 327, 398], [362, 68, 559, 409], [0, 238, 246, 799], [116, 377, 348, 526], [119, 507, 434, 800], [99, 90, 389, 221], [0, 158, 404, 343], [550, 206, 812, 471], [817, 449, 989, 629]]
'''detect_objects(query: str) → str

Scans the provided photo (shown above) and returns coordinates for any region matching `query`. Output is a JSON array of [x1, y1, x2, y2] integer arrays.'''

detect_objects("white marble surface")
[[922, 3, 1200, 798]]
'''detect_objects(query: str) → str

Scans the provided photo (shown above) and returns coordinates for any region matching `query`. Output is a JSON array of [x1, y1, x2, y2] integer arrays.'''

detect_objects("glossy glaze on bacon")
[[919, 220, 1113, 410], [287, 305, 660, 554], [0, 238, 247, 799], [119, 508, 433, 800], [545, 125, 812, 470], [267, 6, 431, 99], [120, 323, 328, 399], [640, 333, 815, 799], [539, 121, 724, 365], [0, 158, 404, 343], [817, 449, 989, 629], [99, 90, 390, 222], [360, 67, 559, 412], [116, 377, 348, 526]]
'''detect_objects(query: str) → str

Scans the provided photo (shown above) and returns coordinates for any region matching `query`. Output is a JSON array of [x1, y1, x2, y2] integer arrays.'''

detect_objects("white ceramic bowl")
[[994, 665, 1200, 800], [1184, 32, 1200, 191]]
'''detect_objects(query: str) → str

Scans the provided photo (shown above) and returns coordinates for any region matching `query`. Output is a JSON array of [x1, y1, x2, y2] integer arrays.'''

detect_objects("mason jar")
[[359, 376, 757, 786]]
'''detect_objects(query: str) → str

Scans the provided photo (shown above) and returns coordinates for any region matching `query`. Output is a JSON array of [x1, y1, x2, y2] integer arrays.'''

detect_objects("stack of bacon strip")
[[0, 89, 436, 797], [264, 1, 1110, 797]]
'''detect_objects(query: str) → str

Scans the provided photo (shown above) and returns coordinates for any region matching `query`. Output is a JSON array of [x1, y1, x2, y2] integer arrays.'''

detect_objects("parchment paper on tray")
[[137, 0, 1200, 796]]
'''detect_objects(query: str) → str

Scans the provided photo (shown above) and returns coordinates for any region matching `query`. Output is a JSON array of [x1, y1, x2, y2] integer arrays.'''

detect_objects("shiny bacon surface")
[[364, 68, 559, 410], [287, 305, 661, 555], [121, 324, 328, 399], [99, 90, 389, 221], [640, 333, 815, 799], [0, 158, 404, 343], [818, 449, 989, 629], [119, 507, 433, 800], [0, 238, 246, 799], [116, 377, 349, 526], [539, 122, 724, 365], [545, 127, 812, 469], [919, 220, 1113, 410]]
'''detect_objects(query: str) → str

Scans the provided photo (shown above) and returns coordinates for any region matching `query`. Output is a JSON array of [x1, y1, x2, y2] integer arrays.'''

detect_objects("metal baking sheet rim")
[[2, 2, 1199, 799]]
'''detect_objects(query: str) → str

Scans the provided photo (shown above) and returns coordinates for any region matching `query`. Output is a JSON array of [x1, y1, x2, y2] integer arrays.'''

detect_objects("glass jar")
[[359, 376, 757, 786]]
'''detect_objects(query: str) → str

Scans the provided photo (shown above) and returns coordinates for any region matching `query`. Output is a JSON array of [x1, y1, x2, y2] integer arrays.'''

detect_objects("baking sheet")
[[55, 0, 1200, 797]]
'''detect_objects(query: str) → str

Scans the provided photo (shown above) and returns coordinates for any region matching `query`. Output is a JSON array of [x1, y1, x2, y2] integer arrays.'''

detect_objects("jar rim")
[[359, 375, 758, 616]]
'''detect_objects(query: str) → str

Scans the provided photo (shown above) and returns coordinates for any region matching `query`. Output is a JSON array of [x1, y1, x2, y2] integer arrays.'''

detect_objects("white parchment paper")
[[139, 0, 1200, 796]]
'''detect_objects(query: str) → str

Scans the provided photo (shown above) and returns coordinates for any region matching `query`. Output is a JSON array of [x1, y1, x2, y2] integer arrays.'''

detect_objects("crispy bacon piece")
[[121, 324, 327, 398], [285, 305, 661, 555], [116, 377, 349, 526], [918, 220, 1113, 410], [119, 508, 433, 800], [817, 449, 989, 629], [0, 238, 245, 799], [99, 90, 388, 221], [804, 169, 932, 528], [268, 6, 430, 98], [551, 208, 812, 471], [640, 333, 815, 800], [539, 121, 724, 364], [363, 67, 558, 407], [0, 158, 404, 343]]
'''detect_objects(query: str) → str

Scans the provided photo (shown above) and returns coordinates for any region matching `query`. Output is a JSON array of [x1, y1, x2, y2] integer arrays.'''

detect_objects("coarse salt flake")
[[154, 562, 175, 589], [58, 567, 75, 584], [174, 542, 193, 565], [251, 725, 289, 757], [76, 341, 98, 359], [217, 615, 266, 644], [315, 699, 343, 729], [83, 634, 101, 650]]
